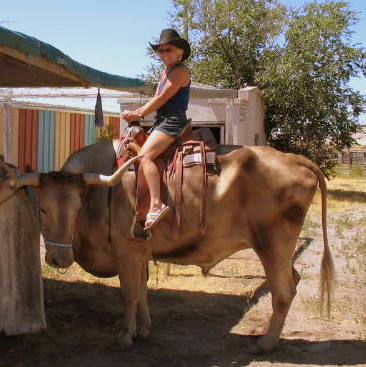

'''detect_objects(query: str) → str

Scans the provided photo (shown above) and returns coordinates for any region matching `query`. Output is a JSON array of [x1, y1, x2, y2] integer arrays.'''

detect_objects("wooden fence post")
[[0, 165, 46, 335]]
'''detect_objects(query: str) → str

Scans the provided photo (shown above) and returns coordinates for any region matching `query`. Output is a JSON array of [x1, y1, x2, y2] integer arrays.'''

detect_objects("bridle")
[[43, 234, 74, 248], [43, 234, 74, 275], [40, 207, 78, 249]]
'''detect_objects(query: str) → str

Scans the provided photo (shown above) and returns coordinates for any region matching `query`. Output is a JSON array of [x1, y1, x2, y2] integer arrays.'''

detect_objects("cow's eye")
[[40, 208, 47, 215]]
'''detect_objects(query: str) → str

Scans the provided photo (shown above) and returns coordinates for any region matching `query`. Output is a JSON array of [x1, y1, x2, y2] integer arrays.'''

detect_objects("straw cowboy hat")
[[150, 29, 191, 61]]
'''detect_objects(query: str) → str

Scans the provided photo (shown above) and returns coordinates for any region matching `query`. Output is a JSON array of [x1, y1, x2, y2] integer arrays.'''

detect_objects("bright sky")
[[1, 0, 365, 121]]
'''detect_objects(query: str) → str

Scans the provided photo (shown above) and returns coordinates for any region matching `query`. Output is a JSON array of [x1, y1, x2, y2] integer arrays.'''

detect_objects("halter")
[[43, 234, 74, 248]]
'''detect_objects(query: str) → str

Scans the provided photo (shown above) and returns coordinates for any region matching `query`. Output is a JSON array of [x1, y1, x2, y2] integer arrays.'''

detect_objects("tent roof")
[[0, 26, 146, 92], [0, 26, 238, 98]]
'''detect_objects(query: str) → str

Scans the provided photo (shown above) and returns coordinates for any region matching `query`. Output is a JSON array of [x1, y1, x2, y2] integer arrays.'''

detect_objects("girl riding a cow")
[[121, 29, 191, 230]]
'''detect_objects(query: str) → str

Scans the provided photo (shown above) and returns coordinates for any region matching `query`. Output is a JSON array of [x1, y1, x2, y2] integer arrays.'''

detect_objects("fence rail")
[[340, 151, 366, 166]]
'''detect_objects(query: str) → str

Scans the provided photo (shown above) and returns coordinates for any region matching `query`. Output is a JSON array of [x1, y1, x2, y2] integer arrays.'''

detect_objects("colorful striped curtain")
[[38, 111, 55, 172], [55, 112, 71, 170], [85, 115, 97, 146], [11, 109, 117, 173], [0, 106, 4, 158], [0, 108, 19, 166], [109, 117, 120, 138], [18, 109, 38, 173], [12, 108, 19, 166], [70, 113, 85, 154]]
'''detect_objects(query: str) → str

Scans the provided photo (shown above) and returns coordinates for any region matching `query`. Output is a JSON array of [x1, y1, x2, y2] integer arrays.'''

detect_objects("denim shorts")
[[150, 113, 189, 138]]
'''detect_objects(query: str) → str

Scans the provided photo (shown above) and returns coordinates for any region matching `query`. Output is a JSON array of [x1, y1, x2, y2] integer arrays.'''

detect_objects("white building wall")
[[236, 86, 266, 146], [118, 86, 266, 146]]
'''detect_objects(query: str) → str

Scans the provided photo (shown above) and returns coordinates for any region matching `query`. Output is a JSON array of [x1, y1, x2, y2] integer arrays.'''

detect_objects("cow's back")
[[217, 145, 319, 211], [150, 145, 320, 265]]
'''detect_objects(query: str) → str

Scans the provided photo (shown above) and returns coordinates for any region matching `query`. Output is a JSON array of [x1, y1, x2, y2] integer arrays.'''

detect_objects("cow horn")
[[14, 173, 40, 189], [0, 161, 39, 189], [83, 155, 142, 186]]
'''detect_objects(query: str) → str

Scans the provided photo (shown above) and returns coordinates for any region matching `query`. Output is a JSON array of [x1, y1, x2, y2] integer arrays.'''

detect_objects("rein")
[[116, 126, 133, 158]]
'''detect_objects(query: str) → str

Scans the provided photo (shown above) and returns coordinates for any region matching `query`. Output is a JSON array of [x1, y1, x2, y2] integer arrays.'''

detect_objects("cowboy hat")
[[150, 29, 191, 61]]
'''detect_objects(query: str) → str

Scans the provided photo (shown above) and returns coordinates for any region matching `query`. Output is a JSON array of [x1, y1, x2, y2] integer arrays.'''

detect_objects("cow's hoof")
[[118, 332, 133, 350], [256, 335, 277, 353]]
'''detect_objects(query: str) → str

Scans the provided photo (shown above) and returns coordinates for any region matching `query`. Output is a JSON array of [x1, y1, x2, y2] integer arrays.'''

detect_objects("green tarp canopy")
[[0, 26, 146, 92]]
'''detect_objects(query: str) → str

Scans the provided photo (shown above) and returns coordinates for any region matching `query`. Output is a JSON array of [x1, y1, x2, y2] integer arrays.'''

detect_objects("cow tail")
[[307, 162, 335, 316]]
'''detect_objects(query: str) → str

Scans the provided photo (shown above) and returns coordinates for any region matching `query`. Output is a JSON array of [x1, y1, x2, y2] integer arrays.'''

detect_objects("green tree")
[[171, 0, 287, 88], [257, 2, 366, 172], [97, 125, 116, 141], [169, 0, 197, 40], [144, 0, 286, 86]]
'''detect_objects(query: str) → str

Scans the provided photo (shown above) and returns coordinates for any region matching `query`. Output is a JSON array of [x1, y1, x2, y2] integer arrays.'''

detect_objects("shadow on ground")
[[1, 236, 364, 367], [1, 274, 365, 367]]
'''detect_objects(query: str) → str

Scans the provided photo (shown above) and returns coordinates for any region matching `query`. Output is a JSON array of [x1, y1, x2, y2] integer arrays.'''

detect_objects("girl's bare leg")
[[139, 130, 175, 213]]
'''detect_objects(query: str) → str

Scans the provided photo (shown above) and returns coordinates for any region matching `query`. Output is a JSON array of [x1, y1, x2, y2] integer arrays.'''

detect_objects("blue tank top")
[[157, 63, 190, 117]]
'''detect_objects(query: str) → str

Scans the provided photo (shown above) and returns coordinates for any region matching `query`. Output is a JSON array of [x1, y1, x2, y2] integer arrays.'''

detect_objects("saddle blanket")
[[183, 151, 216, 168]]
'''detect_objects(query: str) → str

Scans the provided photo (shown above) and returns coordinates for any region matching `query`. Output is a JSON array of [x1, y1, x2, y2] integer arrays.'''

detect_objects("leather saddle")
[[116, 120, 217, 238]]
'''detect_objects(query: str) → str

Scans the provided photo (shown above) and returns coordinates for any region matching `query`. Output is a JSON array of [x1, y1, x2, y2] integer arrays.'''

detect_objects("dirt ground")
[[1, 177, 365, 367]]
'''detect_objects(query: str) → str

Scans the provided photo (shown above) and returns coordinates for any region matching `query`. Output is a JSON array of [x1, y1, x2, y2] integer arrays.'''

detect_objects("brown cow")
[[1, 140, 335, 352]]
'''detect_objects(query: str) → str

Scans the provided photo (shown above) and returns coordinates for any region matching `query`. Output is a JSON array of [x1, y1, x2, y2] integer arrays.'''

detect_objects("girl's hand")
[[121, 110, 140, 123]]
